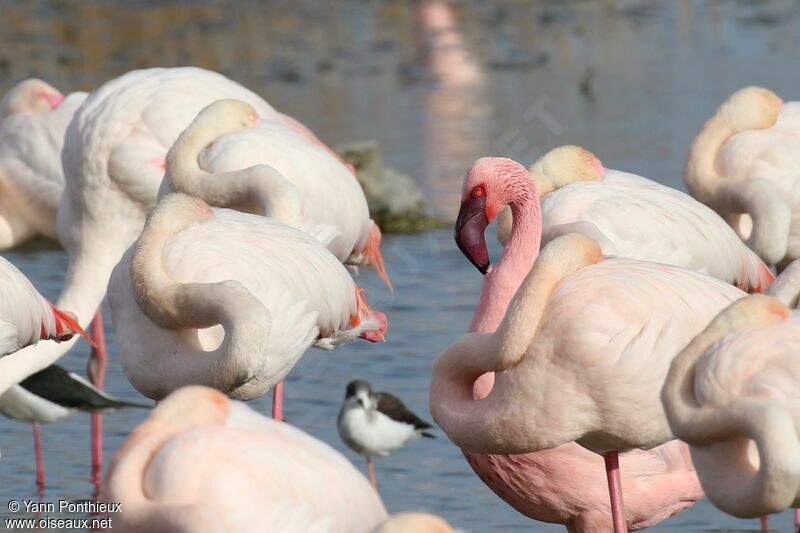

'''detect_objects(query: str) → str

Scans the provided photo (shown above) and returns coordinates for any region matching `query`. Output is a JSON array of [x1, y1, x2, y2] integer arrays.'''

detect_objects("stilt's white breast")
[[338, 406, 421, 457]]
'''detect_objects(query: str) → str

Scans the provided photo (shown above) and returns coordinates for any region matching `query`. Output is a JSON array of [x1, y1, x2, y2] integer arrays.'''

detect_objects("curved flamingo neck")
[[468, 169, 541, 400], [469, 176, 542, 334], [768, 261, 800, 308], [130, 194, 272, 396], [684, 113, 738, 206], [430, 234, 603, 453], [685, 109, 790, 265], [165, 108, 303, 227], [661, 295, 797, 516]]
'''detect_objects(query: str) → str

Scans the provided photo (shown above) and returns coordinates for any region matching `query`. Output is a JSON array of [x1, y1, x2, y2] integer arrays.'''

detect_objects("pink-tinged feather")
[[363, 222, 393, 292], [45, 301, 97, 348]]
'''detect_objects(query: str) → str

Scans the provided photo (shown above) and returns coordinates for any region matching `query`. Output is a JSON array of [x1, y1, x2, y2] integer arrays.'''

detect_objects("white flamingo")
[[161, 99, 391, 289], [0, 81, 86, 249], [685, 86, 800, 269], [0, 67, 280, 472], [101, 385, 389, 532], [108, 193, 387, 402], [662, 295, 800, 524], [496, 145, 774, 292]]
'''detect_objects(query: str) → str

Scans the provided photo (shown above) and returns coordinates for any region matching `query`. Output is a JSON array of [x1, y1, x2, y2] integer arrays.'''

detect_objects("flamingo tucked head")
[[720, 86, 782, 131], [455, 157, 532, 275], [532, 145, 607, 186], [0, 79, 64, 117], [192, 98, 260, 132]]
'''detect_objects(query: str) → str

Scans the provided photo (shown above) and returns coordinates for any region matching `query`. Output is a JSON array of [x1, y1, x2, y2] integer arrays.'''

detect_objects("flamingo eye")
[[472, 187, 484, 199]]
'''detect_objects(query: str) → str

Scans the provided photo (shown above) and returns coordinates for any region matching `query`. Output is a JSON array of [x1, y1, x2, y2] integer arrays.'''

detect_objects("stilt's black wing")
[[19, 365, 151, 411], [375, 391, 435, 434]]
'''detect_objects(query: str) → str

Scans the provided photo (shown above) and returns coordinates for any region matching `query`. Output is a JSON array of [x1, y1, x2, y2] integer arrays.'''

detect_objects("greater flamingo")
[[495, 145, 773, 291], [685, 86, 800, 269], [107, 193, 386, 403], [0, 255, 93, 485], [662, 295, 800, 525], [338, 379, 435, 488], [0, 67, 280, 474], [161, 99, 391, 289], [435, 157, 744, 532], [0, 83, 86, 249], [101, 385, 388, 532]]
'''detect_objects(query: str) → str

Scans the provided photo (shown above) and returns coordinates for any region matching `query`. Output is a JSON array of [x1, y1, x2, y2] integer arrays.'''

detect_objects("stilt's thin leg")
[[272, 381, 284, 421], [759, 515, 768, 533], [33, 424, 44, 488], [794, 508, 798, 533], [603, 451, 627, 533], [366, 456, 377, 490], [88, 309, 107, 481]]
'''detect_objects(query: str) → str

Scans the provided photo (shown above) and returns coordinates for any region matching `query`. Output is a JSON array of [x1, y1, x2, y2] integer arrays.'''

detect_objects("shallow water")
[[1, 0, 799, 531]]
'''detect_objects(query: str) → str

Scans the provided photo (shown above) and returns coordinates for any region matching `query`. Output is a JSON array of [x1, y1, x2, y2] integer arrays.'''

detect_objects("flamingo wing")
[[533, 258, 745, 449], [63, 67, 279, 219], [542, 171, 773, 290], [0, 257, 49, 354]]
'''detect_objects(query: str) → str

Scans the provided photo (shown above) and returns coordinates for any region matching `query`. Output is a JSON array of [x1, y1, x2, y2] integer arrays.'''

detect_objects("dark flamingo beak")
[[454, 195, 490, 275]]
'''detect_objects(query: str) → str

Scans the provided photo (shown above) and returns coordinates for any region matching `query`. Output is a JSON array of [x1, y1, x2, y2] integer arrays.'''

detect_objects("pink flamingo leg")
[[271, 381, 284, 421], [366, 456, 377, 490], [603, 451, 628, 533], [760, 515, 768, 533], [794, 509, 799, 533], [33, 423, 44, 488], [87, 309, 107, 480]]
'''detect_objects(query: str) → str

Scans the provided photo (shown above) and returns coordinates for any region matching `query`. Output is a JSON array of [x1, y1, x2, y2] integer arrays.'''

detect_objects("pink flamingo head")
[[455, 157, 532, 274]]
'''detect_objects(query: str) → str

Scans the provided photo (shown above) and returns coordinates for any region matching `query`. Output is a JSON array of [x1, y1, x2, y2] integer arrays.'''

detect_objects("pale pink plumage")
[[443, 157, 711, 532], [0, 82, 86, 249], [0, 67, 284, 475], [497, 146, 774, 292], [108, 193, 386, 401], [0, 67, 281, 397], [163, 99, 391, 289], [685, 87, 799, 267], [716, 102, 800, 265], [101, 385, 388, 532], [662, 295, 800, 518]]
